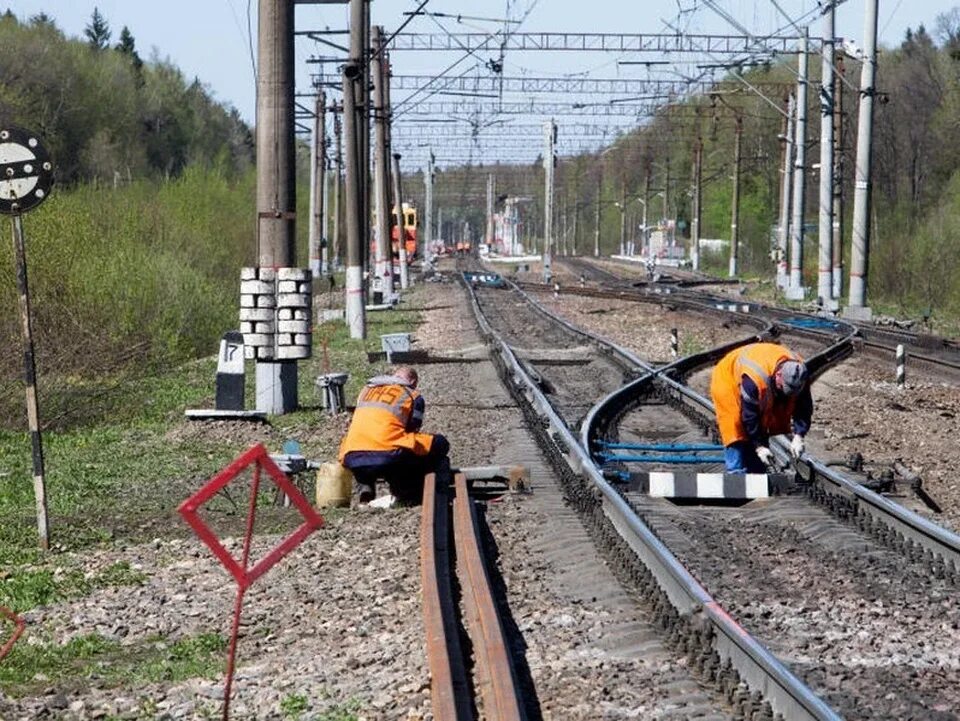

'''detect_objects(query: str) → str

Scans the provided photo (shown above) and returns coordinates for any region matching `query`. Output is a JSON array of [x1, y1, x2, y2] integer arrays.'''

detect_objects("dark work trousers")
[[349, 435, 451, 503]]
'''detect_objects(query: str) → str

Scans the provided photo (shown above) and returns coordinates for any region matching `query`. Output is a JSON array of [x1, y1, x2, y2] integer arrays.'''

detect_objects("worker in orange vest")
[[709, 342, 812, 473], [339, 366, 450, 504]]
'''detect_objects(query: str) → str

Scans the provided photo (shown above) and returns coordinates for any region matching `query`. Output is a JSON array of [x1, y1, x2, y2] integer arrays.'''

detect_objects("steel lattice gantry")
[[391, 123, 634, 138], [300, 31, 809, 54], [327, 75, 789, 96]]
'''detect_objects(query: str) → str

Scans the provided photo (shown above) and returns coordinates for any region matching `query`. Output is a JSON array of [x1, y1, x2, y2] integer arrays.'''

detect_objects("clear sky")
[[3, 0, 953, 129]]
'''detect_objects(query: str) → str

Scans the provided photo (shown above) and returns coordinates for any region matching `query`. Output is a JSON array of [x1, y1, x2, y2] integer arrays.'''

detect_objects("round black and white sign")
[[0, 126, 54, 215]]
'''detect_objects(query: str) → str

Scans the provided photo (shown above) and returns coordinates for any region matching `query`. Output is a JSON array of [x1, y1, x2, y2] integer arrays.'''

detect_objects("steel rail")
[[452, 472, 525, 721], [420, 472, 473, 720], [421, 470, 525, 720], [463, 274, 843, 720]]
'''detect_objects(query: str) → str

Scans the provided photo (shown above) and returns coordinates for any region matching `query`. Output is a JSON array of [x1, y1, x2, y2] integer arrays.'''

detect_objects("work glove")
[[755, 446, 775, 467], [790, 434, 805, 460]]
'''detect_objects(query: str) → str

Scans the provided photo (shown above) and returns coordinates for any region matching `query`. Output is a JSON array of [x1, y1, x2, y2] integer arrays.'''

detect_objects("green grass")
[[0, 288, 422, 589], [0, 632, 226, 696]]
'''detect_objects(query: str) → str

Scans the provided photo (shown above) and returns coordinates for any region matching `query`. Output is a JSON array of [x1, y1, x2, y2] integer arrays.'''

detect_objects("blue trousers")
[[724, 441, 767, 474]]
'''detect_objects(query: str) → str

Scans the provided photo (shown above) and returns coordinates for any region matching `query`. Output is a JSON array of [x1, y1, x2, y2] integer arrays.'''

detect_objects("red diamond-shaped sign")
[[0, 605, 25, 662], [178, 444, 324, 590]]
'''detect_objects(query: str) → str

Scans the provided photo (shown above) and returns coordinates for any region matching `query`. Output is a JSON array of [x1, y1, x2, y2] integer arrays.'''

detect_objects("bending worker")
[[338, 366, 451, 504], [709, 342, 813, 473]]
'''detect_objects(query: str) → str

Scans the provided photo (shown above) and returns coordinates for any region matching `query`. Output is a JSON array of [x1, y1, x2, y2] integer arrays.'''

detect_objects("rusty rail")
[[420, 471, 525, 720]]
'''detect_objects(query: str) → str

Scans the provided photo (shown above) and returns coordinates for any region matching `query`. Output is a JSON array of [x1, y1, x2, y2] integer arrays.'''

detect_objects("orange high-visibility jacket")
[[709, 343, 803, 446], [338, 376, 434, 462]]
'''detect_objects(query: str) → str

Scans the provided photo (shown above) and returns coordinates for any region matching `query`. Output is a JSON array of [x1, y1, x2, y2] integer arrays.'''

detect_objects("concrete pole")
[[332, 111, 342, 270], [787, 30, 809, 300], [847, 0, 878, 317], [729, 117, 742, 278], [663, 157, 671, 248], [371, 26, 393, 301], [486, 173, 495, 248], [777, 94, 795, 288], [594, 171, 601, 257], [543, 120, 555, 282], [561, 193, 568, 256], [308, 91, 324, 278], [691, 138, 702, 270], [619, 185, 627, 256], [832, 53, 845, 300], [343, 63, 365, 339], [424, 153, 434, 254], [572, 196, 579, 256], [438, 207, 443, 248], [642, 166, 650, 257], [255, 0, 296, 413], [392, 152, 409, 289], [817, 3, 836, 308]]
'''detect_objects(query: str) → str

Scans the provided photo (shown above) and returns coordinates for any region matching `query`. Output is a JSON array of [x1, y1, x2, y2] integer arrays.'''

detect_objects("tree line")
[[0, 8, 253, 184], [416, 8, 960, 320]]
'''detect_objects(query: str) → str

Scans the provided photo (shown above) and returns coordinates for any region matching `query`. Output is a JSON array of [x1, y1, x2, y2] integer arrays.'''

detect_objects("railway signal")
[[0, 125, 54, 550]]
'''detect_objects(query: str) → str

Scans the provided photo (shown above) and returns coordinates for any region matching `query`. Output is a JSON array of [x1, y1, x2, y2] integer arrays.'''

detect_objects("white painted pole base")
[[345, 264, 366, 338], [255, 361, 298, 414]]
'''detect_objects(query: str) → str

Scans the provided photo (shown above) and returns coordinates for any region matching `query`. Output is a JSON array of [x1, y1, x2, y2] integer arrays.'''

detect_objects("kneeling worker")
[[338, 366, 451, 504], [709, 342, 813, 473]]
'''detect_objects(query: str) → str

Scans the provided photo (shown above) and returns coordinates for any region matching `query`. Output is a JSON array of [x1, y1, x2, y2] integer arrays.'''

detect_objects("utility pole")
[[572, 194, 579, 256], [543, 120, 556, 282], [486, 173, 495, 249], [847, 0, 878, 318], [255, 0, 296, 413], [561, 193, 568, 256], [308, 91, 326, 279], [691, 137, 702, 271], [777, 94, 795, 288], [787, 29, 809, 300], [343, 60, 365, 338], [424, 152, 434, 255], [832, 53, 845, 301], [594, 171, 601, 257], [641, 162, 650, 257], [817, 2, 836, 308], [371, 25, 393, 301], [332, 111, 342, 270], [619, 184, 627, 256], [729, 117, 742, 278], [392, 152, 409, 289]]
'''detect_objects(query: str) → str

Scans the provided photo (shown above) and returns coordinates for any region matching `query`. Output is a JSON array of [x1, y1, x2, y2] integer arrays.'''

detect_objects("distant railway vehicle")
[[390, 203, 418, 260]]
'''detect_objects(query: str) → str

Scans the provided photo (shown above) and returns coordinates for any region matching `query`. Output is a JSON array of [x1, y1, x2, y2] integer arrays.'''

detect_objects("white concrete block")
[[256, 345, 276, 360], [239, 308, 274, 322], [278, 267, 310, 281], [240, 280, 274, 295], [277, 333, 294, 346], [277, 308, 294, 320], [244, 333, 274, 347], [258, 268, 277, 282], [240, 295, 255, 308], [276, 345, 310, 360], [294, 333, 312, 345], [240, 321, 254, 334], [277, 280, 298, 294], [278, 320, 311, 334], [256, 295, 276, 308], [244, 345, 256, 359], [297, 281, 313, 294], [254, 321, 276, 334], [294, 309, 309, 320], [277, 293, 309, 308], [240, 267, 257, 280]]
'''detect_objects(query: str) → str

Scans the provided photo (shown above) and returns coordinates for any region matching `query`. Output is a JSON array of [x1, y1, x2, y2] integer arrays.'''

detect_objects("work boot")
[[356, 483, 375, 504]]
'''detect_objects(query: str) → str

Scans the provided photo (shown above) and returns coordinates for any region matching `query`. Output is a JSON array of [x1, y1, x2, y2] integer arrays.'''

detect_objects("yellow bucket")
[[316, 462, 353, 508]]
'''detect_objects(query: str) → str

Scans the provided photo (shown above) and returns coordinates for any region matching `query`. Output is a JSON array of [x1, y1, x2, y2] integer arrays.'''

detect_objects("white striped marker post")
[[670, 328, 678, 359], [896, 344, 905, 388]]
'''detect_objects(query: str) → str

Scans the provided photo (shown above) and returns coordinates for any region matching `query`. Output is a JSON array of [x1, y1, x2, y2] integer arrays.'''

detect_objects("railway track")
[[421, 471, 524, 721], [460, 263, 960, 719]]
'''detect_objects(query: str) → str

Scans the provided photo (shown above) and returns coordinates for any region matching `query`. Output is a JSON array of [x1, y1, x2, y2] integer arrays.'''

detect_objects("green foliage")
[[0, 562, 146, 614], [84, 7, 110, 50], [0, 167, 255, 428], [0, 9, 252, 183], [0, 632, 225, 695], [281, 693, 310, 718]]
